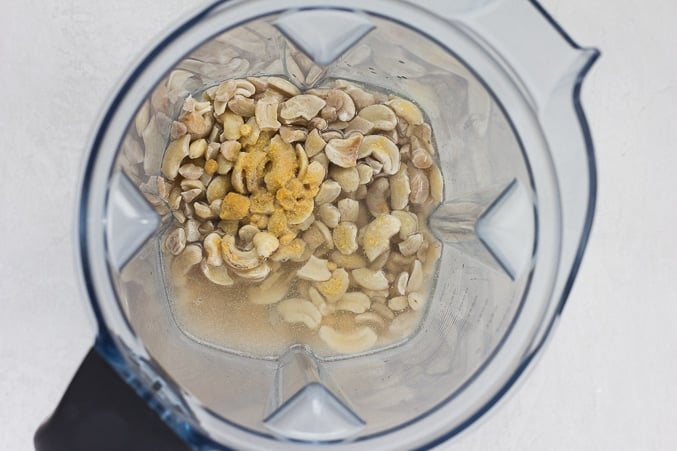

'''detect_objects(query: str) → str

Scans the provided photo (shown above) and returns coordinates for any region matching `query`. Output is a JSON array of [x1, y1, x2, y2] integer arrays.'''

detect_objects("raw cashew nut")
[[336, 292, 371, 313], [318, 326, 378, 354], [277, 298, 322, 329], [316, 268, 350, 302], [357, 104, 397, 130], [161, 134, 190, 180], [362, 214, 401, 262], [200, 259, 234, 286], [387, 97, 424, 125], [165, 228, 186, 256], [247, 271, 291, 304], [324, 134, 363, 168], [352, 268, 389, 290], [203, 232, 223, 266], [280, 94, 326, 121], [297, 255, 332, 282]]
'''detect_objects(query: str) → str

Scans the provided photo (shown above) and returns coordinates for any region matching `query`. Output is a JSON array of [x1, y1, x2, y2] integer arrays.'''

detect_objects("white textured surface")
[[1, 1, 676, 450]]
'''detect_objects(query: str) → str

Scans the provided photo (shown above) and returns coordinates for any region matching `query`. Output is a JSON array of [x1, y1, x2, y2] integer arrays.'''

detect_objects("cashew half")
[[277, 298, 322, 329], [324, 134, 363, 168], [352, 268, 389, 290], [362, 214, 401, 262], [318, 325, 377, 354], [297, 255, 332, 282]]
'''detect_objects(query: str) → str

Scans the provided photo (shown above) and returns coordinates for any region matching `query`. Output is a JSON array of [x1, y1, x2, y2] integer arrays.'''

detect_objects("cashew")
[[336, 292, 371, 313], [325, 89, 356, 121], [267, 76, 300, 97], [171, 244, 202, 284], [344, 116, 374, 135], [220, 140, 241, 161], [297, 255, 332, 282], [335, 80, 376, 109], [181, 188, 202, 203], [321, 130, 343, 141], [194, 202, 214, 219], [352, 268, 389, 290], [213, 80, 236, 115], [368, 249, 390, 271], [253, 231, 279, 258], [302, 223, 327, 252], [354, 184, 368, 201], [203, 232, 223, 266], [408, 166, 430, 205], [321, 106, 337, 122], [358, 104, 397, 131], [429, 164, 444, 203], [238, 224, 259, 248], [387, 97, 424, 125], [356, 163, 374, 185], [315, 268, 350, 302], [209, 199, 222, 217], [364, 157, 384, 175], [315, 180, 341, 205], [407, 292, 425, 311], [366, 177, 390, 217], [329, 166, 360, 193], [247, 271, 291, 305], [170, 120, 188, 140], [220, 235, 262, 270], [246, 76, 268, 93], [318, 204, 341, 228], [220, 111, 244, 140], [329, 250, 367, 270], [198, 221, 215, 235], [362, 214, 400, 262], [280, 94, 326, 122], [181, 110, 214, 140], [389, 164, 411, 210], [324, 134, 363, 168], [337, 198, 359, 223], [389, 311, 418, 337], [391, 210, 418, 239], [407, 259, 423, 293], [205, 176, 229, 204], [239, 116, 261, 147], [178, 163, 204, 180], [230, 261, 271, 281], [310, 117, 328, 131], [355, 312, 385, 329], [305, 128, 326, 157], [161, 134, 190, 180], [200, 259, 234, 286], [387, 296, 409, 312], [165, 228, 186, 255], [395, 272, 409, 296], [314, 221, 334, 249], [184, 219, 200, 243], [255, 98, 281, 131], [227, 95, 256, 117], [411, 146, 433, 169], [360, 135, 400, 175], [318, 326, 377, 354], [399, 233, 424, 257], [371, 302, 395, 321], [279, 126, 308, 144], [277, 298, 322, 330], [332, 222, 358, 255], [271, 238, 307, 262]]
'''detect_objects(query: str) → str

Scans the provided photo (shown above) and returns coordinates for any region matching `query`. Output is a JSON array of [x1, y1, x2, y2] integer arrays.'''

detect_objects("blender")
[[35, 0, 599, 449]]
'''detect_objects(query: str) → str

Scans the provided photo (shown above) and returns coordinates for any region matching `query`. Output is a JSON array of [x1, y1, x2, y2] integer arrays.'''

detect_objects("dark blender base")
[[34, 348, 189, 451]]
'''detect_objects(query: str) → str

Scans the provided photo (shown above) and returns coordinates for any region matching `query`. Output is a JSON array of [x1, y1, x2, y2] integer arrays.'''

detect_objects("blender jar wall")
[[78, 0, 597, 448]]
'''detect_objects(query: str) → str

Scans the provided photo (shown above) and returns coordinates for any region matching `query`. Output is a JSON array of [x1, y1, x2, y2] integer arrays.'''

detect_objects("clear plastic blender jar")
[[36, 1, 598, 449]]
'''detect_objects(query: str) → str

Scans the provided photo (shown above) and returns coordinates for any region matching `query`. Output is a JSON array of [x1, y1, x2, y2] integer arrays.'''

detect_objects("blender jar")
[[36, 0, 598, 449]]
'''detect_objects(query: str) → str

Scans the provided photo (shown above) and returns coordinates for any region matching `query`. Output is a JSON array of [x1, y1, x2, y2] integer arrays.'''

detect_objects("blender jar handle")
[[34, 347, 189, 451]]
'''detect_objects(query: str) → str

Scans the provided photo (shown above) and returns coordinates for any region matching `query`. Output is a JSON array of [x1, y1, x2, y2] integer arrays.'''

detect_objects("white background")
[[1, 0, 676, 450]]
